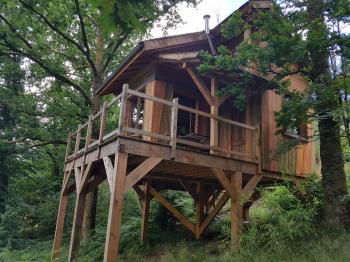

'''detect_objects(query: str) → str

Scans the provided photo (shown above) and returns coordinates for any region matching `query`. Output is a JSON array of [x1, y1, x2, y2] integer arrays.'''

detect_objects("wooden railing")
[[65, 84, 262, 171]]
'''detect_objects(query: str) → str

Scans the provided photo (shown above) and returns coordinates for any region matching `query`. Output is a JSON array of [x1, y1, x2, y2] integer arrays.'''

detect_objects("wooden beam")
[[103, 152, 128, 262], [211, 168, 235, 199], [149, 186, 195, 234], [103, 156, 114, 192], [198, 191, 230, 236], [242, 174, 262, 200], [195, 182, 205, 239], [52, 171, 70, 260], [79, 162, 92, 194], [141, 181, 151, 242], [180, 179, 198, 202], [183, 63, 214, 106], [124, 157, 162, 192], [231, 172, 243, 244], [68, 192, 86, 261]]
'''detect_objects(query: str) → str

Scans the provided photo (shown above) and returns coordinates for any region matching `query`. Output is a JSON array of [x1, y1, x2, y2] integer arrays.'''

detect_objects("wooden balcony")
[[64, 84, 262, 175]]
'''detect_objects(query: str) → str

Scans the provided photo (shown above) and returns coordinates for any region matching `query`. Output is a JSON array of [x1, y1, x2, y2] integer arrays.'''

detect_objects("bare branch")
[[74, 0, 91, 59], [103, 33, 129, 73]]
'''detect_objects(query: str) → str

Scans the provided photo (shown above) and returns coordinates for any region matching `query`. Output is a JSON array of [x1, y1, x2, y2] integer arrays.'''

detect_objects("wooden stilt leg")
[[51, 191, 69, 259], [141, 180, 151, 242], [231, 172, 243, 244], [68, 192, 87, 261], [195, 182, 204, 239], [103, 152, 128, 262]]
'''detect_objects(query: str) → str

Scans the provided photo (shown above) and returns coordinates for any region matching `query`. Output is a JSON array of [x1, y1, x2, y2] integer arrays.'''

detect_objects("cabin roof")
[[95, 0, 271, 96]]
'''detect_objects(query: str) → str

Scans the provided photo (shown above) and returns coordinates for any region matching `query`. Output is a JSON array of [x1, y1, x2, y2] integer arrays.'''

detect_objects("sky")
[[151, 0, 247, 37]]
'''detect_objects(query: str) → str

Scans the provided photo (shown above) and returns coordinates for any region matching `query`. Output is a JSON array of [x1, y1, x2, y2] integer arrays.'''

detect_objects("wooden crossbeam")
[[242, 174, 262, 200], [79, 162, 92, 194], [103, 156, 114, 192], [133, 185, 145, 201], [211, 168, 235, 198], [62, 169, 73, 195], [198, 191, 230, 236], [124, 157, 162, 192], [180, 179, 198, 202], [149, 187, 195, 234], [183, 63, 215, 106]]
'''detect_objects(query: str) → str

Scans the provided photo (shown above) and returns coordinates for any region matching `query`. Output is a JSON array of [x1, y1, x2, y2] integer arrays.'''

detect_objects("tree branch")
[[18, 0, 97, 76], [103, 33, 129, 73], [74, 0, 91, 60], [0, 13, 33, 49], [3, 37, 92, 107]]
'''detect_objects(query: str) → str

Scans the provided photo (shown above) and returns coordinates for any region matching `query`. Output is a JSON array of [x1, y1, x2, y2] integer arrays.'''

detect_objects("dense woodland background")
[[1, 0, 350, 261]]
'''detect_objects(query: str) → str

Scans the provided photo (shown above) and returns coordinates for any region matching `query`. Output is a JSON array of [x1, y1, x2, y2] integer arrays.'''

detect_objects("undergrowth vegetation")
[[1, 174, 349, 261]]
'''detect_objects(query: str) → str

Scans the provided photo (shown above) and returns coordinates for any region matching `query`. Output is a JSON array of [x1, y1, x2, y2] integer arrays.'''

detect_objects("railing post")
[[74, 125, 82, 157], [85, 115, 93, 150], [65, 132, 72, 161], [255, 125, 262, 174], [118, 84, 129, 136], [99, 101, 108, 144], [170, 98, 179, 159]]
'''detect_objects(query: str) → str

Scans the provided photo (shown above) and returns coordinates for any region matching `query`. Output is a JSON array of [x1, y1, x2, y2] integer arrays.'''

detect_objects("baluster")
[[118, 84, 129, 136], [170, 98, 179, 159]]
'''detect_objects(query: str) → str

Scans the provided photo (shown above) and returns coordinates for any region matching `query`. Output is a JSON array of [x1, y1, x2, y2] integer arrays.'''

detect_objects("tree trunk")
[[81, 23, 104, 239], [307, 0, 350, 229]]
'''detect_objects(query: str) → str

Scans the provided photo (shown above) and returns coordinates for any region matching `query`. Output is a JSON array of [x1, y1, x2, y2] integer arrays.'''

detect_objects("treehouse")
[[52, 1, 316, 261]]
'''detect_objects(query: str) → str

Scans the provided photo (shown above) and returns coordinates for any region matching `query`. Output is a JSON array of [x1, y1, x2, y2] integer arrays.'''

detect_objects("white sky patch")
[[151, 0, 247, 37]]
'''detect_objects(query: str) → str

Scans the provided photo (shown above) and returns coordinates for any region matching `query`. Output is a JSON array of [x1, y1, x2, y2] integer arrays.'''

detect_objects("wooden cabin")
[[52, 1, 316, 261]]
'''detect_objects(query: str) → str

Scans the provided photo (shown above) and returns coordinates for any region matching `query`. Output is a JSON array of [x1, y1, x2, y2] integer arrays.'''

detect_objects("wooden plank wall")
[[261, 89, 316, 176], [143, 80, 173, 142]]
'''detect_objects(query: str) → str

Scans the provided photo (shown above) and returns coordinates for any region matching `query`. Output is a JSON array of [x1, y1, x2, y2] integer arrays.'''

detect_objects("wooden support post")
[[51, 172, 70, 260], [141, 181, 151, 242], [103, 152, 128, 262], [255, 125, 262, 174], [170, 98, 178, 159], [195, 182, 205, 239], [68, 192, 86, 261], [231, 172, 243, 244], [118, 84, 129, 136], [210, 77, 218, 154]]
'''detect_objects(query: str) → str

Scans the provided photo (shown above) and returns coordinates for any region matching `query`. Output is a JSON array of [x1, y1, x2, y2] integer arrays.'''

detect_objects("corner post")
[[231, 171, 243, 244], [210, 77, 218, 154], [103, 151, 128, 262], [118, 84, 129, 136]]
